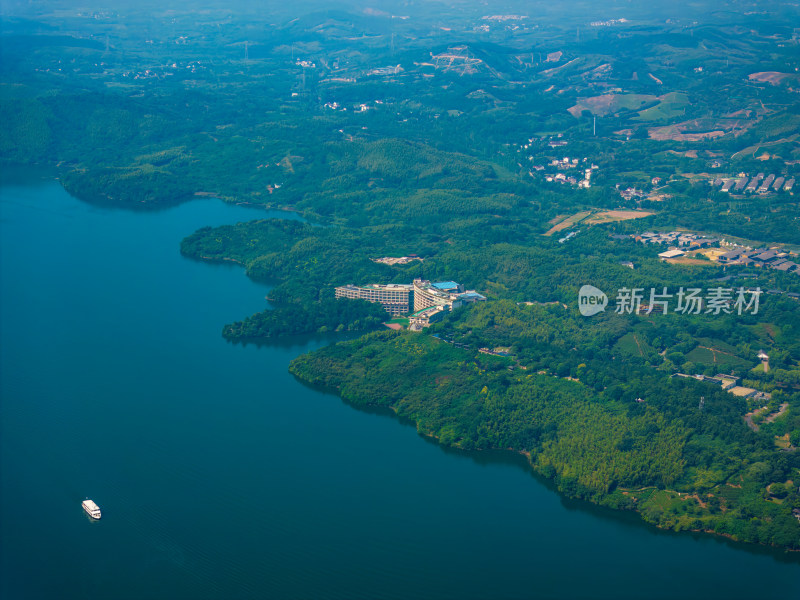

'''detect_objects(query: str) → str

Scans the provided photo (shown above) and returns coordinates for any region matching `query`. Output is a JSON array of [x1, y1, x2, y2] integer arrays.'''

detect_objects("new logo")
[[578, 285, 608, 316]]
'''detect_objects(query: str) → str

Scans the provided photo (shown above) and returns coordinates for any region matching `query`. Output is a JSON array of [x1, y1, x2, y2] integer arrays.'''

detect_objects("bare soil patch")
[[749, 72, 794, 85], [649, 117, 755, 142], [584, 209, 654, 225], [668, 257, 715, 266]]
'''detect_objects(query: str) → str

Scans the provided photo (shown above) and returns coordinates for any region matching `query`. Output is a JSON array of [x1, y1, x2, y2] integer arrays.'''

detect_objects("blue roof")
[[433, 281, 458, 290]]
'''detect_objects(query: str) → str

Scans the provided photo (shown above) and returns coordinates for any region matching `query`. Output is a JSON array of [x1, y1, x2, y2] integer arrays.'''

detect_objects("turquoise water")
[[1, 179, 798, 599]]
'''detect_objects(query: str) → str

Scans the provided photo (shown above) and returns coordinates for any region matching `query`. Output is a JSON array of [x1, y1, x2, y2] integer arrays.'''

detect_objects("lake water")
[[1, 179, 798, 599]]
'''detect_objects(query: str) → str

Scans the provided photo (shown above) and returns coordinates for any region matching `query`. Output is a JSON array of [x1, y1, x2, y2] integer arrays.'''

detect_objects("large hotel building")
[[409, 279, 486, 329], [335, 279, 486, 327], [411, 279, 487, 311], [334, 283, 413, 316]]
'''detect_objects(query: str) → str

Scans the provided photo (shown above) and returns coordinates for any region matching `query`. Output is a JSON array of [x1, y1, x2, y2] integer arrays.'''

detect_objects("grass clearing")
[[614, 332, 653, 357], [644, 490, 683, 513], [686, 346, 716, 364], [568, 93, 658, 117], [686, 343, 753, 369], [696, 338, 739, 355], [543, 210, 591, 236], [387, 317, 409, 326], [730, 133, 799, 161], [649, 116, 756, 142], [633, 92, 690, 122]]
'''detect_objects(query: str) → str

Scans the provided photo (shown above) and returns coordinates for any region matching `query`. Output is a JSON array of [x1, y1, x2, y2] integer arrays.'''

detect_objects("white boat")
[[82, 499, 101, 520]]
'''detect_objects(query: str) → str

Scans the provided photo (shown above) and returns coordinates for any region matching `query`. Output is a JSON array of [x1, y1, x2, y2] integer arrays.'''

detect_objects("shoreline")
[[302, 372, 800, 558]]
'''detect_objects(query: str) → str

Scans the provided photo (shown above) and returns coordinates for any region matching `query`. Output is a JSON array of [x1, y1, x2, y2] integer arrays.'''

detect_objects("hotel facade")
[[335, 279, 486, 328], [334, 283, 413, 316]]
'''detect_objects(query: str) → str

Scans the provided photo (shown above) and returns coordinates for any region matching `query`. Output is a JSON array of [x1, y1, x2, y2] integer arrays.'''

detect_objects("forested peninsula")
[[290, 317, 800, 549], [180, 209, 800, 549]]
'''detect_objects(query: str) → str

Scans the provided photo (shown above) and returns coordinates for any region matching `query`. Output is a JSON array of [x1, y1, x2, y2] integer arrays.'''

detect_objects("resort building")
[[412, 279, 486, 312], [413, 279, 461, 311], [658, 249, 685, 260], [409, 306, 448, 331], [334, 283, 413, 316], [335, 279, 486, 327]]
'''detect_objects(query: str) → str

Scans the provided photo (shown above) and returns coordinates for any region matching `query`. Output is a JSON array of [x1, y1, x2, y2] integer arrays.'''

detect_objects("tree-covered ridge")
[[292, 330, 689, 494], [290, 328, 800, 550], [222, 298, 388, 339], [181, 216, 800, 318], [3, 2, 800, 242]]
